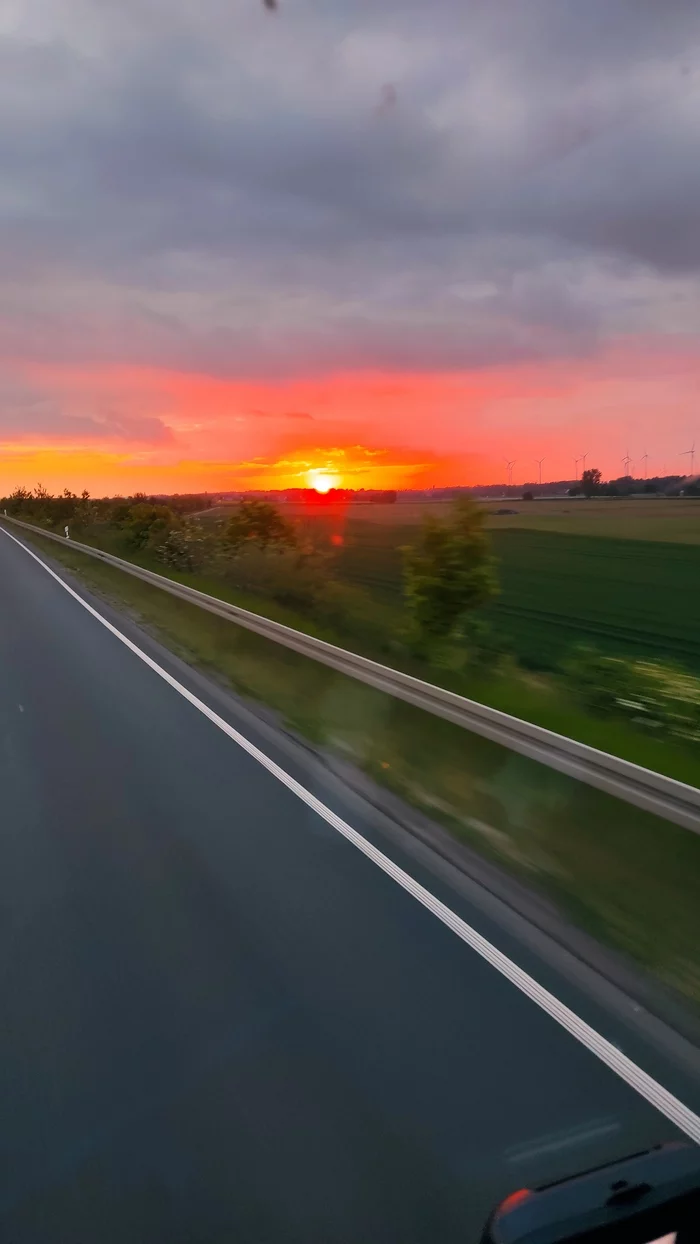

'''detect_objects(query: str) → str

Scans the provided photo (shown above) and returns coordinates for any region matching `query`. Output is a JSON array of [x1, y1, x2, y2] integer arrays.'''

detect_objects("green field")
[[207, 490, 700, 539], [482, 496, 700, 543], [489, 530, 700, 672], [287, 517, 700, 675], [145, 499, 700, 673], [200, 495, 700, 676], [206, 495, 700, 543]]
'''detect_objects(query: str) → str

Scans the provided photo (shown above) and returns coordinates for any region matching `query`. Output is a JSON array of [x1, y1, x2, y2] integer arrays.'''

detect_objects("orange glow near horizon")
[[2, 344, 700, 495], [306, 469, 341, 493], [0, 441, 434, 497]]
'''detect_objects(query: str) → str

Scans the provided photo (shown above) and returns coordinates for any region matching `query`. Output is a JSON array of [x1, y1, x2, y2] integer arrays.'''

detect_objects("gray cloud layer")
[[0, 377, 174, 444], [1, 0, 699, 397]]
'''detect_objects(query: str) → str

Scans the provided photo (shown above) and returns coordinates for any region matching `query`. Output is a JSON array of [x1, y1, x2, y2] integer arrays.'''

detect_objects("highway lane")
[[0, 527, 697, 1243]]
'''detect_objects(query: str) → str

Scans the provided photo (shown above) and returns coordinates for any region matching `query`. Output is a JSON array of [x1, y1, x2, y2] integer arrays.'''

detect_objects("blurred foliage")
[[156, 519, 231, 574], [120, 503, 177, 551], [565, 645, 700, 743], [223, 498, 297, 553], [225, 544, 329, 611], [401, 497, 498, 654]]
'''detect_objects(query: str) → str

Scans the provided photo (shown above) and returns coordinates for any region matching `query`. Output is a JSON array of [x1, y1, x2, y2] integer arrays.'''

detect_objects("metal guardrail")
[[4, 514, 700, 834]]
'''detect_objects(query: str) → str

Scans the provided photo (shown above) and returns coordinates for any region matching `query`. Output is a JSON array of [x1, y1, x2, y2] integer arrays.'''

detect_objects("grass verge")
[[15, 526, 700, 1012]]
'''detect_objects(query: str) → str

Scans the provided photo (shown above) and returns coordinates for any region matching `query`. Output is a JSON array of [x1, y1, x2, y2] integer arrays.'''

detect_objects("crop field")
[[480, 496, 700, 544], [287, 518, 700, 675], [205, 495, 700, 542], [201, 501, 452, 526], [486, 530, 700, 672], [176, 498, 700, 673]]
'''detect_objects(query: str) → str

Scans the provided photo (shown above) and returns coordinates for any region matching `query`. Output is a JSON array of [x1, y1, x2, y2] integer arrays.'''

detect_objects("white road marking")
[[505, 1117, 621, 1164], [3, 525, 700, 1145]]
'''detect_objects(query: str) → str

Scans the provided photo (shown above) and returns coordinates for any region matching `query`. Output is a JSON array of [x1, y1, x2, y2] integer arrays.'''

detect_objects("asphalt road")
[[0, 527, 697, 1243]]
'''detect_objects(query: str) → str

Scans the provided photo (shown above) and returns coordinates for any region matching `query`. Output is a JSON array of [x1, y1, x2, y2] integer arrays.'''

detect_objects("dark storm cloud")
[[0, 0, 698, 378]]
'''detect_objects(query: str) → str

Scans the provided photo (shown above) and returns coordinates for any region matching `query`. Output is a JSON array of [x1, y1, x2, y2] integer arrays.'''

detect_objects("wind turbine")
[[579, 451, 590, 475], [640, 450, 649, 479], [504, 458, 516, 487], [535, 457, 546, 486], [622, 451, 632, 477], [573, 456, 581, 481], [681, 441, 696, 476]]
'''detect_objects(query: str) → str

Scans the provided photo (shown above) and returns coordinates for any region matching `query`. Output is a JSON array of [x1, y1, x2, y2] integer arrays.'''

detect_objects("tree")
[[402, 497, 498, 653], [108, 500, 133, 527], [522, 490, 534, 501], [5, 487, 31, 514], [73, 488, 96, 527], [121, 503, 177, 549], [224, 499, 296, 553], [581, 467, 602, 498]]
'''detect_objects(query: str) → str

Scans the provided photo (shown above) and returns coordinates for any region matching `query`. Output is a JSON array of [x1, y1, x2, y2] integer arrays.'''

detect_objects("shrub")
[[120, 503, 177, 550], [314, 580, 401, 653], [224, 499, 297, 553], [225, 545, 328, 611], [155, 520, 225, 573]]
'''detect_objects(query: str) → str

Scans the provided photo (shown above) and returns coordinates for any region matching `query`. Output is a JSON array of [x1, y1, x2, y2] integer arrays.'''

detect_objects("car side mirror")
[[480, 1142, 700, 1243]]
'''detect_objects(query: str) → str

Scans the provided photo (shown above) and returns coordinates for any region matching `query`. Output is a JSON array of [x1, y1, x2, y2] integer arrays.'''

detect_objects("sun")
[[307, 469, 340, 493]]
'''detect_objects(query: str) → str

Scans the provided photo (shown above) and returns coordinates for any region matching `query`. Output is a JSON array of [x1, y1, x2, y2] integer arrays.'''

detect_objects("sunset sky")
[[1, 0, 699, 494]]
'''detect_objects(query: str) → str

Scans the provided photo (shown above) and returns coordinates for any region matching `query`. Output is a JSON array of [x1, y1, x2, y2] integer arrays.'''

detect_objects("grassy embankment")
[[11, 523, 700, 1012]]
